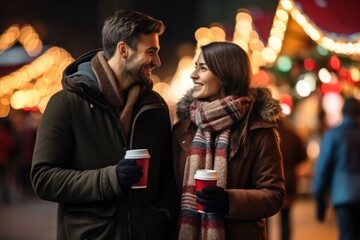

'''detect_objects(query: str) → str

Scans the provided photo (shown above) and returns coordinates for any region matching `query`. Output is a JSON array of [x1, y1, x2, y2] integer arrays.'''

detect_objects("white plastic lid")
[[125, 149, 150, 159], [194, 169, 218, 180]]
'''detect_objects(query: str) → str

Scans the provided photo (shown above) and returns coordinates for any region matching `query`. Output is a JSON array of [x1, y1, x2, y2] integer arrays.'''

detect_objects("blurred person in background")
[[17, 113, 37, 197], [31, 9, 178, 240], [276, 116, 308, 240], [10, 111, 37, 198], [172, 41, 285, 240], [0, 117, 15, 204], [312, 96, 360, 240]]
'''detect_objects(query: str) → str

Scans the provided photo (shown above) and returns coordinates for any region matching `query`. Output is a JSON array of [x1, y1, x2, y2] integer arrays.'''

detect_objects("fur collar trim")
[[176, 87, 281, 123]]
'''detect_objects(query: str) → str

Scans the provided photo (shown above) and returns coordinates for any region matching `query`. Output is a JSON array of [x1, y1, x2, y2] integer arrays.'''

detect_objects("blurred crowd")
[[1, 97, 359, 239], [0, 110, 38, 204]]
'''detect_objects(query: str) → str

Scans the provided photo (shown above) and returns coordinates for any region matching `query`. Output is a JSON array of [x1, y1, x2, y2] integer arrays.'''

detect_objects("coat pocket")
[[146, 204, 171, 240], [62, 210, 115, 240], [60, 201, 117, 240]]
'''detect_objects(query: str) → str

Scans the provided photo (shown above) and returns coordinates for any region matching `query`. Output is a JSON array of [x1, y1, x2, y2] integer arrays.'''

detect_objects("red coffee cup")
[[125, 149, 150, 189], [194, 169, 218, 212]]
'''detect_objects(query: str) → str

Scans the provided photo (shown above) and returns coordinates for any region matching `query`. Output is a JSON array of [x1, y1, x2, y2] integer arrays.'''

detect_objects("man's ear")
[[117, 41, 128, 58]]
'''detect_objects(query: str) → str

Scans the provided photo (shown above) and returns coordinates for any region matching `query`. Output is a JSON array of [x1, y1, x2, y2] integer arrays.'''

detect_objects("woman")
[[172, 41, 285, 240]]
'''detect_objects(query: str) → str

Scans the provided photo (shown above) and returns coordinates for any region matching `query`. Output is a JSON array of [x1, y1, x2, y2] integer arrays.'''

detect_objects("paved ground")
[[0, 194, 337, 240], [268, 196, 338, 240], [0, 195, 57, 240]]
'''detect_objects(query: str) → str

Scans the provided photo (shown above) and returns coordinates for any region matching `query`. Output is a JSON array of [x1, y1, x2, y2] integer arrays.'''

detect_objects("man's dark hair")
[[102, 10, 165, 59], [342, 97, 360, 117]]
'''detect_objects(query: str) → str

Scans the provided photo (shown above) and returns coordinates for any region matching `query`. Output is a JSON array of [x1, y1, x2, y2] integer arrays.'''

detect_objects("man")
[[31, 10, 178, 240], [312, 97, 360, 240]]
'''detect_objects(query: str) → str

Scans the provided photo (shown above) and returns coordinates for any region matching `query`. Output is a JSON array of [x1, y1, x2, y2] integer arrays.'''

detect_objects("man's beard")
[[125, 57, 152, 85], [125, 67, 152, 86]]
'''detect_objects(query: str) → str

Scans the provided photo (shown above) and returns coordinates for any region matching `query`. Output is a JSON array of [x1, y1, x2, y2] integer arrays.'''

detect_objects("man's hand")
[[116, 158, 142, 188]]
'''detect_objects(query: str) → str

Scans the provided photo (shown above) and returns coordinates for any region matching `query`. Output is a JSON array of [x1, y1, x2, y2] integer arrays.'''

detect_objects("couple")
[[30, 10, 285, 240]]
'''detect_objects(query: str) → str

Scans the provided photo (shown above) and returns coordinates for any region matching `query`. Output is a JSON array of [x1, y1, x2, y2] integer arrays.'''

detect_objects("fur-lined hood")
[[176, 87, 281, 124]]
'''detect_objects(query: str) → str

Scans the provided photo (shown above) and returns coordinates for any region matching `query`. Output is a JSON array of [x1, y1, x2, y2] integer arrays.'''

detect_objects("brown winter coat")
[[172, 88, 285, 239]]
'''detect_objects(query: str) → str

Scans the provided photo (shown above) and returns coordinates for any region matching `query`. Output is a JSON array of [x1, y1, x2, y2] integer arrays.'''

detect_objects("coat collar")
[[175, 87, 281, 126]]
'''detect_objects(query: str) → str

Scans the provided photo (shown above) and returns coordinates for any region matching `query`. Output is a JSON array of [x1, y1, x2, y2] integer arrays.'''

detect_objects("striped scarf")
[[178, 95, 251, 240]]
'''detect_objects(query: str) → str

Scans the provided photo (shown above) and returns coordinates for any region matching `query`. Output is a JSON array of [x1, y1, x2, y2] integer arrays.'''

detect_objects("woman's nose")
[[190, 70, 198, 80]]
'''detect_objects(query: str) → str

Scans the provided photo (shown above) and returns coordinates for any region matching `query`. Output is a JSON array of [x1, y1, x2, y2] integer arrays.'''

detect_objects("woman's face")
[[191, 53, 223, 101]]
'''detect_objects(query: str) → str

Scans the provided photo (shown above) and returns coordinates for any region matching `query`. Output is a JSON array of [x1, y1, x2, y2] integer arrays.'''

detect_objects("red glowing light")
[[328, 56, 341, 70], [304, 58, 316, 71]]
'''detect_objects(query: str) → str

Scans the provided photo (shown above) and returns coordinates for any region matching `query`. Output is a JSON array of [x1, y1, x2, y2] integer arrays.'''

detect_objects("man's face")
[[125, 33, 161, 85]]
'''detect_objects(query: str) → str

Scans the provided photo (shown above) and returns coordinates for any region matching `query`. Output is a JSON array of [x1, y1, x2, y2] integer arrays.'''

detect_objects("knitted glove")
[[116, 158, 143, 188], [196, 186, 229, 214]]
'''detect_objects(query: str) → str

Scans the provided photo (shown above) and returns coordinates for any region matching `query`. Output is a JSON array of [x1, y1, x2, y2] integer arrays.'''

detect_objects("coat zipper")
[[127, 102, 163, 240], [84, 86, 164, 240]]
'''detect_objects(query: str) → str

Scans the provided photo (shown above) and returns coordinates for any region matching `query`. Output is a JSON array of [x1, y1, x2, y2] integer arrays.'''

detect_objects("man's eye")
[[147, 49, 158, 55]]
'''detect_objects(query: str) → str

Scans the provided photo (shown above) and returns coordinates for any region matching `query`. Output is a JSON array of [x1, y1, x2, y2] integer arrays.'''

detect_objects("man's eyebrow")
[[147, 46, 159, 51]]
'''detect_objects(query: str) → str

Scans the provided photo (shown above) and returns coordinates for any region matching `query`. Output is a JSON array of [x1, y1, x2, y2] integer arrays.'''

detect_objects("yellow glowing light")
[[262, 47, 277, 63], [276, 9, 289, 22], [268, 36, 283, 51], [209, 26, 226, 41], [0, 104, 10, 118], [280, 0, 294, 10], [194, 27, 212, 41], [249, 39, 264, 52], [350, 67, 360, 82]]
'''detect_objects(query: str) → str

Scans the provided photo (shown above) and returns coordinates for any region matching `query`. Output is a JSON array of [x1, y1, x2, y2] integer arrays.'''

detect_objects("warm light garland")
[[0, 25, 74, 117], [285, 0, 360, 56], [0, 24, 43, 57]]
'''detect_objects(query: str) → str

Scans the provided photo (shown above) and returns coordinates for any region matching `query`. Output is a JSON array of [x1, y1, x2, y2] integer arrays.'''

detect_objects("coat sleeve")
[[226, 127, 286, 220], [30, 90, 121, 204]]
